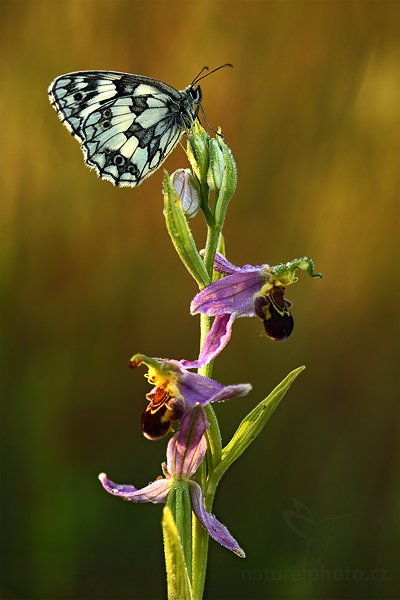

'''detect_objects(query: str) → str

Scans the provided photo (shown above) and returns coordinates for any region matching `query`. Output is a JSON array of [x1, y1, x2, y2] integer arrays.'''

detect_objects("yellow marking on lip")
[[259, 273, 298, 297], [146, 366, 180, 397]]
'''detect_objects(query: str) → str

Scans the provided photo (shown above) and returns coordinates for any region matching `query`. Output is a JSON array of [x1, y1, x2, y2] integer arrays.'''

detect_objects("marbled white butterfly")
[[48, 66, 231, 187]]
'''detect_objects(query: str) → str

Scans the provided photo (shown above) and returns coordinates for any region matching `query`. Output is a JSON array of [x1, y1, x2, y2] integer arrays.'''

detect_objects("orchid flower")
[[182, 253, 321, 368], [129, 353, 251, 440], [99, 407, 245, 557]]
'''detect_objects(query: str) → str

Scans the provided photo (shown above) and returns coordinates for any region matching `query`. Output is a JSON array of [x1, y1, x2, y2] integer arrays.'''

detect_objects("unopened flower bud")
[[207, 138, 225, 191], [171, 168, 201, 218], [187, 122, 210, 184]]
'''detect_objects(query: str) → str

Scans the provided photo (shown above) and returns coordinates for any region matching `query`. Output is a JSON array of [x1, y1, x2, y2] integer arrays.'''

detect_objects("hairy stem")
[[191, 220, 223, 599]]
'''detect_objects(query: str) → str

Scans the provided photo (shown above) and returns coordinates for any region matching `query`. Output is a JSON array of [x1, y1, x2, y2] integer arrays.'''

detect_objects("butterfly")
[[48, 65, 231, 187]]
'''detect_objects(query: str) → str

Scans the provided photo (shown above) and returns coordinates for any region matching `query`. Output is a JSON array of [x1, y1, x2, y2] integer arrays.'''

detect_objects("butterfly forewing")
[[48, 71, 200, 187]]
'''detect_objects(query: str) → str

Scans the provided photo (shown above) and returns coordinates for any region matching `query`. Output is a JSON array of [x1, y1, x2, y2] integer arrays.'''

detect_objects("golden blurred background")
[[1, 1, 399, 598]]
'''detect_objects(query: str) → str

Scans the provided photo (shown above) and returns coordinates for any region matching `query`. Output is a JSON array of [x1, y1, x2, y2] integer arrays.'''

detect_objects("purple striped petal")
[[98, 473, 170, 504], [180, 314, 236, 369], [197, 313, 235, 365], [213, 252, 267, 275], [189, 481, 245, 557], [213, 253, 243, 274], [177, 370, 251, 408], [191, 269, 265, 316], [166, 410, 208, 478]]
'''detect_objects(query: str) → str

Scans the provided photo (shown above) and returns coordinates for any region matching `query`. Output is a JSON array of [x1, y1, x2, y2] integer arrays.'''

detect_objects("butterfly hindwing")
[[48, 71, 199, 187]]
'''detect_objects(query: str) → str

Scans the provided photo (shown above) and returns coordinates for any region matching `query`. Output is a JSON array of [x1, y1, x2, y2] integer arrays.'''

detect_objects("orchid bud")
[[187, 122, 209, 184], [207, 138, 225, 191], [170, 168, 201, 218]]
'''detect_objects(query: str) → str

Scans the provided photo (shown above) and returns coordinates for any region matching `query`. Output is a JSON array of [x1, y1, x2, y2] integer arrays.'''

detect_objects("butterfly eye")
[[103, 108, 112, 118], [102, 120, 111, 129], [191, 86, 202, 102], [73, 92, 83, 101]]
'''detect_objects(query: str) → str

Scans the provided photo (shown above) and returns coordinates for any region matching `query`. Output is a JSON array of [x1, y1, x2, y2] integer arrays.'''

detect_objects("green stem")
[[191, 219, 223, 599], [200, 192, 215, 229], [202, 219, 221, 277], [198, 227, 222, 470], [199, 313, 211, 349]]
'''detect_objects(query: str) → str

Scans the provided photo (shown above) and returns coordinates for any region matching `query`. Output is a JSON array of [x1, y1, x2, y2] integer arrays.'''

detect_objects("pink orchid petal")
[[189, 481, 245, 558], [191, 269, 265, 316], [180, 314, 236, 369], [98, 473, 170, 504]]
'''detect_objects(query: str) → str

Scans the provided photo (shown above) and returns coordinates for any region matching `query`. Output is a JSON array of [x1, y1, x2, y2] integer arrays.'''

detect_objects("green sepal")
[[162, 506, 192, 600], [163, 171, 210, 289], [214, 135, 237, 229], [211, 366, 305, 485], [272, 257, 322, 283], [129, 353, 167, 372]]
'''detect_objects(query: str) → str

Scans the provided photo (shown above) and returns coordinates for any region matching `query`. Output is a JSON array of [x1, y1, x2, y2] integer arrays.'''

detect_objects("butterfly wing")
[[48, 71, 192, 187]]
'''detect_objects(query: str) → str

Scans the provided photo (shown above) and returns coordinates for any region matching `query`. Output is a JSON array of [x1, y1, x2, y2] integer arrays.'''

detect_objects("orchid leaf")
[[212, 366, 305, 484]]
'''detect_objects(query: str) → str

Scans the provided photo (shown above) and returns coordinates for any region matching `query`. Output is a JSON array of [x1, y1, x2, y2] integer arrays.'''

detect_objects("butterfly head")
[[190, 84, 203, 119], [190, 84, 202, 105], [188, 64, 233, 127], [179, 84, 203, 128]]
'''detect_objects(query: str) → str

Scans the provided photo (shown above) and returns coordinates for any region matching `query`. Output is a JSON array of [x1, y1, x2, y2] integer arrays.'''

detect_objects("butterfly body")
[[48, 71, 202, 187]]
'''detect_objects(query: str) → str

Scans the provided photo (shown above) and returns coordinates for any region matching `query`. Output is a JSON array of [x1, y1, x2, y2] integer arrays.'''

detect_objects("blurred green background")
[[1, 1, 399, 598]]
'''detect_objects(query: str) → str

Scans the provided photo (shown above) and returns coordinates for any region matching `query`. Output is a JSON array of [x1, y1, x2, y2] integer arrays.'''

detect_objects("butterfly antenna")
[[191, 66, 209, 86], [192, 63, 233, 85], [193, 64, 233, 136]]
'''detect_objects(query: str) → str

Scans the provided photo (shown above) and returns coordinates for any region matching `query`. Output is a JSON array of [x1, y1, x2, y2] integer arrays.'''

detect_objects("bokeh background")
[[1, 1, 399, 599]]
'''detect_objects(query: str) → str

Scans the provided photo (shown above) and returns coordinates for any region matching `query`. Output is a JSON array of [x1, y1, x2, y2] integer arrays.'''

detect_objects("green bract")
[[214, 135, 237, 229], [163, 172, 210, 289], [206, 138, 225, 191]]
